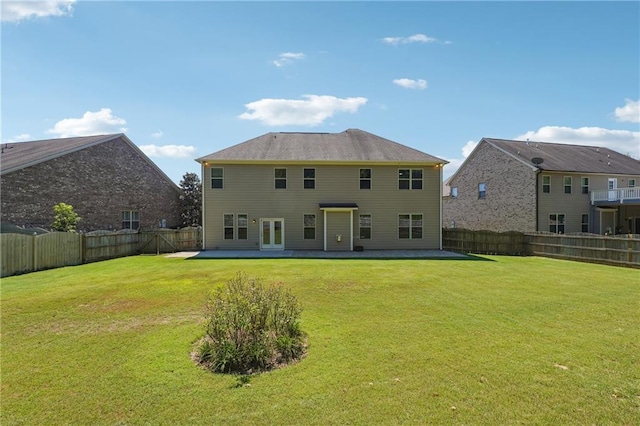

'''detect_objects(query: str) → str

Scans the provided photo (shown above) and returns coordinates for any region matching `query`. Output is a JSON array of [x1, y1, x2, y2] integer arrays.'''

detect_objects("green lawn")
[[1, 255, 638, 424]]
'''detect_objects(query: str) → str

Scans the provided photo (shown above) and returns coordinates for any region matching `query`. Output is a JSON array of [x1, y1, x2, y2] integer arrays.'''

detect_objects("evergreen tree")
[[179, 172, 202, 227], [52, 202, 81, 232]]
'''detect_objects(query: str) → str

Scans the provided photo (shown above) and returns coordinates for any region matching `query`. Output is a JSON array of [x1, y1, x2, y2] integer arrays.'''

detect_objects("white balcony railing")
[[591, 187, 640, 204]]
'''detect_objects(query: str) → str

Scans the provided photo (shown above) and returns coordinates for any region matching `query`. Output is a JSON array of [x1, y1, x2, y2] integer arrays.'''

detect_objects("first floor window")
[[211, 167, 223, 189], [629, 179, 636, 188], [275, 168, 287, 189], [303, 214, 316, 239], [399, 214, 423, 239], [122, 210, 140, 229], [542, 175, 550, 193], [359, 214, 371, 239], [549, 213, 565, 234], [478, 182, 486, 199], [223, 214, 234, 239], [237, 214, 248, 240], [581, 214, 589, 233], [581, 177, 589, 194]]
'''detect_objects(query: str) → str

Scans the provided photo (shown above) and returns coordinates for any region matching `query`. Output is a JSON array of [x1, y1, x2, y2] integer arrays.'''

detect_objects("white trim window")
[[223, 214, 234, 240], [275, 168, 287, 189], [581, 214, 589, 233], [237, 214, 248, 240], [581, 177, 589, 194], [542, 175, 551, 193], [451, 186, 458, 198], [211, 167, 223, 189], [549, 213, 565, 234], [398, 169, 423, 190], [359, 214, 371, 239], [122, 210, 140, 229], [303, 214, 316, 239], [399, 214, 422, 239], [360, 168, 372, 189], [629, 179, 636, 188], [564, 176, 572, 194], [303, 168, 315, 189]]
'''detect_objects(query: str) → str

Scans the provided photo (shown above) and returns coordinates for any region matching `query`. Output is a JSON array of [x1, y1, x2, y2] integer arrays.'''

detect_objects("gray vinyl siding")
[[325, 212, 352, 251], [202, 164, 441, 250]]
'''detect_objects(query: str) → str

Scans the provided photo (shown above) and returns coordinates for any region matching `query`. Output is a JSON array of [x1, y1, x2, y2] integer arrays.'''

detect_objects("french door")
[[260, 218, 284, 250]]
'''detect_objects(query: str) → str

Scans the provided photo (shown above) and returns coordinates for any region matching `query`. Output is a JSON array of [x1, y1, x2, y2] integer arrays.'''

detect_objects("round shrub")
[[193, 272, 307, 374]]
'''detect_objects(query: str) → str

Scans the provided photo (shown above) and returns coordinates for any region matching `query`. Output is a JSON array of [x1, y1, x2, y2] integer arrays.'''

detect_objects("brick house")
[[1, 134, 182, 231], [443, 138, 640, 234], [196, 129, 447, 251]]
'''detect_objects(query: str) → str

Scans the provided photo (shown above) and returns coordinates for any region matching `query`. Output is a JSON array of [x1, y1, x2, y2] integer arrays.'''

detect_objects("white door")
[[608, 178, 618, 201], [260, 218, 284, 250]]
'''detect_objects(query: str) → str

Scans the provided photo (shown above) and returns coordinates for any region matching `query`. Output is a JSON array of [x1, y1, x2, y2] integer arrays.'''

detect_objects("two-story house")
[[443, 138, 640, 234], [196, 129, 447, 251]]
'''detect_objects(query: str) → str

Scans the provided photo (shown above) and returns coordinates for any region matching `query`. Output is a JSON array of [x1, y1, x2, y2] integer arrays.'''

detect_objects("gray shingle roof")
[[196, 129, 447, 164], [1, 134, 122, 174], [484, 138, 640, 175]]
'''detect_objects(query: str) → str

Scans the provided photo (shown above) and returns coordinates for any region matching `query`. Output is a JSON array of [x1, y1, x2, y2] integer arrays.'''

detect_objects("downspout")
[[535, 169, 540, 232], [439, 163, 443, 250], [201, 162, 206, 250]]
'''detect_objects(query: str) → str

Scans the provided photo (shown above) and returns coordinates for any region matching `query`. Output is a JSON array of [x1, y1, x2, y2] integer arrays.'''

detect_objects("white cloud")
[[273, 52, 305, 67], [393, 78, 428, 90], [47, 108, 128, 137], [1, 0, 75, 23], [238, 95, 368, 126], [442, 140, 478, 179], [614, 99, 640, 123], [515, 126, 640, 158], [139, 144, 197, 158], [382, 33, 450, 45], [151, 130, 164, 138]]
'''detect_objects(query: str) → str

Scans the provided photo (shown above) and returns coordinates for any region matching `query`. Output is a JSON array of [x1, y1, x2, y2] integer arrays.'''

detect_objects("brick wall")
[[1, 137, 182, 231], [443, 141, 538, 232]]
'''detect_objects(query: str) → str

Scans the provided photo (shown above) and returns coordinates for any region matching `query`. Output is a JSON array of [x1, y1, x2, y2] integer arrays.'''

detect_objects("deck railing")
[[591, 187, 640, 204]]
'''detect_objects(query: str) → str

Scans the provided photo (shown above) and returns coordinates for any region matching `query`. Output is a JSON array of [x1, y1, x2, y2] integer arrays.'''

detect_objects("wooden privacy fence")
[[1, 227, 202, 277], [443, 228, 640, 268]]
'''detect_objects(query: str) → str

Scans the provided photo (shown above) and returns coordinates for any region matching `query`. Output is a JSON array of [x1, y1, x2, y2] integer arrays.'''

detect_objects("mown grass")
[[1, 255, 638, 424]]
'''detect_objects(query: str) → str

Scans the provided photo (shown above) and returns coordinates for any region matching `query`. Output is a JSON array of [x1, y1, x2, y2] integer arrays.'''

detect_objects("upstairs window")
[[542, 175, 550, 193], [359, 214, 372, 239], [275, 168, 287, 189], [564, 176, 572, 194], [451, 187, 458, 198], [581, 177, 589, 194], [629, 179, 636, 188], [122, 211, 140, 229], [303, 168, 315, 189], [478, 183, 486, 199], [399, 169, 423, 190], [211, 168, 223, 189], [360, 168, 372, 189]]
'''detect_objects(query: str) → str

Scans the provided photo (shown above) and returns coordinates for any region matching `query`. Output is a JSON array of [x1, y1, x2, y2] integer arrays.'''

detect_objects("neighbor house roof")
[[484, 138, 640, 175], [196, 129, 447, 165], [0, 134, 179, 188]]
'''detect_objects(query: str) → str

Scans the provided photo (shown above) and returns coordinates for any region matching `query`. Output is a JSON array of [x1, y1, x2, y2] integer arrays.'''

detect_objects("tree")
[[179, 172, 202, 227], [52, 202, 81, 232]]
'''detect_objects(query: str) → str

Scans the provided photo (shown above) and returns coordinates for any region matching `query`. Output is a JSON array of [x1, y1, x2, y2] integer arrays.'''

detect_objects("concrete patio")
[[167, 249, 470, 260]]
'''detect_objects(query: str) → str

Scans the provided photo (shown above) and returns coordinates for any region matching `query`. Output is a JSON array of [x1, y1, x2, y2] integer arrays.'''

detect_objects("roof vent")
[[531, 157, 544, 165]]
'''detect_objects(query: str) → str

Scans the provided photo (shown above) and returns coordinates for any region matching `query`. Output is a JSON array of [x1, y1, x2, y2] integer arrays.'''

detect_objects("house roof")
[[483, 138, 640, 175], [0, 134, 179, 188], [196, 129, 447, 165]]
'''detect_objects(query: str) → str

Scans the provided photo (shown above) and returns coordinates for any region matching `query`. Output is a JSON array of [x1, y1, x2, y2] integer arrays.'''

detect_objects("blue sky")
[[2, 1, 639, 184]]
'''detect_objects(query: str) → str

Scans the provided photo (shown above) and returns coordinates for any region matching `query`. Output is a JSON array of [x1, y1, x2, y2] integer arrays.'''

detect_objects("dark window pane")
[[275, 179, 287, 189], [360, 228, 371, 239], [212, 179, 223, 189], [399, 227, 410, 239], [304, 168, 315, 178], [360, 168, 371, 178], [238, 228, 248, 240], [412, 169, 423, 179], [304, 180, 315, 189], [399, 180, 410, 190], [211, 168, 223, 178], [275, 168, 287, 178], [224, 228, 234, 239], [360, 180, 371, 190], [304, 228, 315, 239], [412, 180, 423, 190], [399, 169, 410, 179]]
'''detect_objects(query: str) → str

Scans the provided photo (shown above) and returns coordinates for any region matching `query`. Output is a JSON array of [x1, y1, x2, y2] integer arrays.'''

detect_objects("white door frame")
[[260, 218, 285, 250], [608, 178, 618, 201]]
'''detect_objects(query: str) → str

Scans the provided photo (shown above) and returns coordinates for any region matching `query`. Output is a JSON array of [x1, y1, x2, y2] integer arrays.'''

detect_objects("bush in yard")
[[193, 272, 307, 374]]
